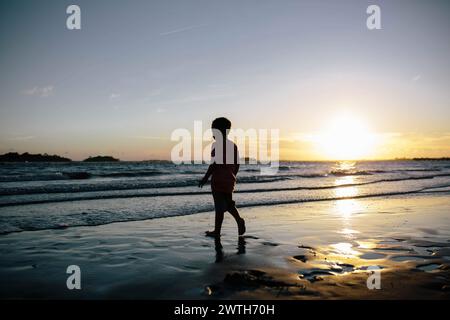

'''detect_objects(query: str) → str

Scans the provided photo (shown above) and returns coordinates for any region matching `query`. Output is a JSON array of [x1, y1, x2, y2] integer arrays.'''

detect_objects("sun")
[[315, 115, 377, 160]]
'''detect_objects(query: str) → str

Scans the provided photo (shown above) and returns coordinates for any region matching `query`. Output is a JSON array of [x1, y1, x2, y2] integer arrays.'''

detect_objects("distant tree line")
[[0, 152, 120, 162]]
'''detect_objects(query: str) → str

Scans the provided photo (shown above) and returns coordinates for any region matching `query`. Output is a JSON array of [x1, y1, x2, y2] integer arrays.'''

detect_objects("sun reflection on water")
[[334, 176, 354, 186], [335, 199, 363, 219], [333, 166, 359, 199], [356, 241, 377, 249], [335, 186, 358, 198], [335, 161, 356, 172], [338, 228, 360, 238], [331, 242, 359, 257], [329, 162, 367, 258]]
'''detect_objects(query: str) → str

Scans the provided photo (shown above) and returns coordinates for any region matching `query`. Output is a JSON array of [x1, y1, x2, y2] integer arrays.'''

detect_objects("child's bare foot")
[[205, 230, 220, 238], [238, 218, 246, 236]]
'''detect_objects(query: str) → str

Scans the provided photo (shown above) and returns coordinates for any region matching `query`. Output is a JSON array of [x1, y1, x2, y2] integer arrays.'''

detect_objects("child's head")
[[211, 117, 231, 139]]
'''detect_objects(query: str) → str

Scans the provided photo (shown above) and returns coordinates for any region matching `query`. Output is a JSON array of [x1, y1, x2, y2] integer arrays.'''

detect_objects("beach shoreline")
[[0, 192, 449, 299]]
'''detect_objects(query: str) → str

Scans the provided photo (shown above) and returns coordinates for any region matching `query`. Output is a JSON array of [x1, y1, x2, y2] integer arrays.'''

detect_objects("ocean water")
[[0, 160, 449, 234]]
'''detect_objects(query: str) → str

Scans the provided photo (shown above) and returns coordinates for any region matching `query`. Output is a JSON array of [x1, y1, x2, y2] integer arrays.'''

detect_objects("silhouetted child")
[[199, 117, 246, 237]]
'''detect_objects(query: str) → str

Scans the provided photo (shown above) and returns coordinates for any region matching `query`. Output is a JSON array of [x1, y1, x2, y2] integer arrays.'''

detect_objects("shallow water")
[[0, 160, 449, 234], [1, 193, 449, 299]]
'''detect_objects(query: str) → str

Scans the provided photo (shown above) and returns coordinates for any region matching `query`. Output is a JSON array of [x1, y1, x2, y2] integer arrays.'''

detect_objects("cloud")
[[412, 74, 421, 82], [156, 93, 235, 105], [137, 90, 163, 103], [110, 93, 121, 100], [22, 86, 54, 97], [6, 136, 35, 141], [159, 24, 207, 36], [131, 135, 167, 140]]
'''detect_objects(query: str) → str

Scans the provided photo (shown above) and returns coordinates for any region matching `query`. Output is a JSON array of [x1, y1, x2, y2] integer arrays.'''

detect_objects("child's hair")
[[211, 117, 231, 136]]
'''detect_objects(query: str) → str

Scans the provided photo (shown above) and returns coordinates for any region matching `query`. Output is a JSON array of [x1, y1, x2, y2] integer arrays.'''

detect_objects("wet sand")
[[0, 193, 449, 299]]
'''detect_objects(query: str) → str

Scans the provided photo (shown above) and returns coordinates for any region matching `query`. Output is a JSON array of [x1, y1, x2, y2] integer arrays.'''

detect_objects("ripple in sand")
[[359, 252, 386, 260], [262, 241, 279, 247], [418, 228, 439, 235], [357, 265, 385, 271], [298, 262, 355, 283], [391, 255, 426, 262], [224, 270, 293, 288], [428, 247, 450, 258], [374, 246, 414, 253], [293, 255, 307, 263], [417, 263, 441, 272], [410, 240, 449, 248], [9, 265, 37, 271], [298, 244, 316, 250], [298, 269, 334, 282], [329, 262, 354, 273], [243, 235, 259, 240], [183, 265, 200, 270]]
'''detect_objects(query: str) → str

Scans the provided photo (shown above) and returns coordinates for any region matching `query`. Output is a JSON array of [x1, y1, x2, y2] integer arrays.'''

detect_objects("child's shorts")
[[212, 191, 236, 212]]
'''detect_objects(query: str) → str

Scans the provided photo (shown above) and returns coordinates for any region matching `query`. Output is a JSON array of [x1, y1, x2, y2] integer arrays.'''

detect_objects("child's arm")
[[233, 164, 240, 176], [233, 144, 240, 176], [198, 163, 215, 188]]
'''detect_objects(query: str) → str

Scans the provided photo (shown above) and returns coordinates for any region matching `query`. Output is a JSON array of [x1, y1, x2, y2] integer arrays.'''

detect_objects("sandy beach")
[[2, 0, 450, 309], [0, 192, 449, 299]]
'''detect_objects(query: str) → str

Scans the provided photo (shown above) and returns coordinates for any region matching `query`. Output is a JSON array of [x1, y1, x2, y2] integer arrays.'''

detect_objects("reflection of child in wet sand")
[[198, 117, 246, 238]]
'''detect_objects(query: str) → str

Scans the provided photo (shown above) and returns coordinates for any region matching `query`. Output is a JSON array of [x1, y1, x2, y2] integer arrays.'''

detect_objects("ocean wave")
[[1, 188, 448, 235], [1, 172, 450, 197], [395, 168, 441, 172], [94, 170, 164, 178], [2, 176, 449, 207], [330, 170, 373, 176], [0, 170, 166, 182], [0, 165, 444, 183], [64, 172, 92, 179], [0, 174, 293, 196], [0, 173, 67, 182], [0, 171, 93, 182]]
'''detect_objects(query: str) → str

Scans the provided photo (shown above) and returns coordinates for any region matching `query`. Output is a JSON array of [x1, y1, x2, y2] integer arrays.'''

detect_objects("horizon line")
[[1, 151, 450, 163]]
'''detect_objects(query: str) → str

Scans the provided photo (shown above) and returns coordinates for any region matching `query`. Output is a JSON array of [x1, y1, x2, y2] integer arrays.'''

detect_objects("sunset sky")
[[1, 0, 449, 161]]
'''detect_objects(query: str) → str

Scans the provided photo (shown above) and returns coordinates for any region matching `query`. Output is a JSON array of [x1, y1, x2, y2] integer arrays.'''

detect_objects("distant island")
[[0, 152, 120, 162], [0, 152, 71, 162], [83, 156, 120, 162], [412, 157, 450, 161]]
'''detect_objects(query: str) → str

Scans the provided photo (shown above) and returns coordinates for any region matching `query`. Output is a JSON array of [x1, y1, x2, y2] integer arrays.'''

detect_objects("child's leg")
[[206, 192, 225, 236], [228, 205, 246, 236], [227, 206, 241, 222], [225, 194, 241, 222], [214, 209, 225, 234], [206, 209, 224, 237]]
